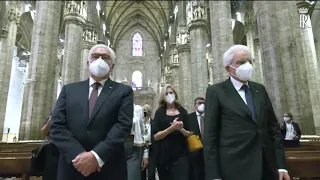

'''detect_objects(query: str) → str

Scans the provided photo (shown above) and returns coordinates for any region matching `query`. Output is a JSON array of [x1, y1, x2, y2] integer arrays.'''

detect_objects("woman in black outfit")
[[152, 84, 192, 180]]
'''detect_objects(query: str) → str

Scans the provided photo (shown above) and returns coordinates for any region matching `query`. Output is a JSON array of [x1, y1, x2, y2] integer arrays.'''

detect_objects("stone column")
[[52, 44, 63, 105], [176, 26, 193, 112], [244, 8, 264, 84], [297, 1, 320, 134], [62, 1, 86, 84], [209, 1, 234, 83], [206, 52, 214, 85], [80, 24, 97, 80], [315, 40, 320, 67], [168, 44, 180, 96], [19, 1, 62, 140], [187, 1, 209, 99], [255, 1, 320, 134], [0, 2, 20, 140]]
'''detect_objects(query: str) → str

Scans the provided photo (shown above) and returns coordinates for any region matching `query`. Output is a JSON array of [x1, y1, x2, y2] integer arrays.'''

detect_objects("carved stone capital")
[[176, 43, 191, 53], [164, 65, 172, 77], [82, 24, 97, 44], [168, 44, 179, 67], [160, 75, 166, 86], [187, 1, 207, 25], [83, 41, 95, 50], [64, 1, 87, 25], [176, 26, 190, 46], [64, 1, 87, 17], [169, 43, 176, 49], [64, 13, 86, 26], [7, 5, 21, 24], [188, 19, 208, 32]]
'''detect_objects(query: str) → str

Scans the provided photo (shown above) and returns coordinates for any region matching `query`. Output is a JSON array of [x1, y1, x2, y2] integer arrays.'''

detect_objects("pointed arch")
[[132, 71, 143, 90], [132, 32, 143, 56]]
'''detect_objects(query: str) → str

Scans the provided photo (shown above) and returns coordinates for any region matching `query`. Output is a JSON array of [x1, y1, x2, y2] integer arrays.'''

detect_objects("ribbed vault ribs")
[[105, 1, 172, 54]]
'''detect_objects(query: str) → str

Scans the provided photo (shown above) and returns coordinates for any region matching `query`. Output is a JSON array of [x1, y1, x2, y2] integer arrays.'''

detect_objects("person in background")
[[141, 104, 156, 180], [188, 97, 205, 180], [280, 112, 301, 148], [152, 84, 192, 180], [122, 81, 149, 180], [41, 112, 59, 180]]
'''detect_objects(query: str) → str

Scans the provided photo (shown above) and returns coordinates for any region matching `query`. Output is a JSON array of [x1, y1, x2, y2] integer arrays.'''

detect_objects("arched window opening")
[[132, 33, 143, 56], [132, 71, 142, 90]]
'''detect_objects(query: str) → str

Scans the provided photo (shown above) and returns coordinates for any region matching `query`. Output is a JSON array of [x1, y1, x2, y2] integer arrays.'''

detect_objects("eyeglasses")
[[91, 54, 112, 62]]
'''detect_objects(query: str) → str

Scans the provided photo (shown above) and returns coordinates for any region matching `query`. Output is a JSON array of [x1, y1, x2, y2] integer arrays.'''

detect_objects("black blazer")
[[280, 122, 301, 140], [203, 79, 286, 180], [50, 79, 133, 180], [187, 112, 203, 158]]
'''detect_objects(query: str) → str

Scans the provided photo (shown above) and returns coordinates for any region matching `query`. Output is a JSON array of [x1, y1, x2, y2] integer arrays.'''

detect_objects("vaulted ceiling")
[[104, 1, 174, 54]]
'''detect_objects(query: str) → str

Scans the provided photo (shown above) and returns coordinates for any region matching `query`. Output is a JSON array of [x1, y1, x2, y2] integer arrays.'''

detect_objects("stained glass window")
[[132, 33, 143, 56]]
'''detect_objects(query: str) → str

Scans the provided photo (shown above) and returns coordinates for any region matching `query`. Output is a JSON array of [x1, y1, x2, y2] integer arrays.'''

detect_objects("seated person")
[[280, 112, 301, 147]]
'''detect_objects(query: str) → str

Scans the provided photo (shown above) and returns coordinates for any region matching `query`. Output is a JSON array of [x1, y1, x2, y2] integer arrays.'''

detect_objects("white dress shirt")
[[142, 118, 152, 146], [131, 104, 149, 158], [229, 77, 288, 174], [88, 77, 108, 168], [196, 111, 204, 133], [230, 76, 248, 105], [285, 122, 295, 140]]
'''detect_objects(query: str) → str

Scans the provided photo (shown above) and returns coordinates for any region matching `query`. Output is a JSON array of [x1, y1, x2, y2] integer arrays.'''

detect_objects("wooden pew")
[[284, 138, 320, 179], [0, 138, 319, 180], [0, 141, 43, 180], [285, 150, 320, 179]]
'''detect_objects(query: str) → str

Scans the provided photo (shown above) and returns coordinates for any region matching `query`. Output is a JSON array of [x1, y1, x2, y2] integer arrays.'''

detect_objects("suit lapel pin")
[[256, 90, 258, 92], [110, 86, 112, 89]]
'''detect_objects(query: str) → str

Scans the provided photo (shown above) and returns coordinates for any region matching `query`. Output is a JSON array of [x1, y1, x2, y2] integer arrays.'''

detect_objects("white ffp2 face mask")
[[89, 57, 110, 77], [230, 62, 253, 81], [284, 117, 291, 122], [165, 94, 176, 104], [197, 104, 205, 112]]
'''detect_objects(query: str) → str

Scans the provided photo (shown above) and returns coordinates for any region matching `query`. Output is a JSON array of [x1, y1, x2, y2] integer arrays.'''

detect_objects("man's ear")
[[225, 66, 230, 72], [110, 64, 115, 71]]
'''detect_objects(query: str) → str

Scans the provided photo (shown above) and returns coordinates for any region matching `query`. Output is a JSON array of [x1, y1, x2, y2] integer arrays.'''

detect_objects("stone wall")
[[113, 26, 160, 113]]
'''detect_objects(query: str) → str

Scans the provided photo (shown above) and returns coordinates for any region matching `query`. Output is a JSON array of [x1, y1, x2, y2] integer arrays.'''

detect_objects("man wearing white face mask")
[[50, 44, 133, 180], [203, 45, 290, 180], [280, 112, 301, 148], [188, 97, 206, 180]]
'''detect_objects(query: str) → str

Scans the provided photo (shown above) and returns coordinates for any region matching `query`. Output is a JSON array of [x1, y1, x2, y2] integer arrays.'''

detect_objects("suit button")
[[87, 131, 90, 134]]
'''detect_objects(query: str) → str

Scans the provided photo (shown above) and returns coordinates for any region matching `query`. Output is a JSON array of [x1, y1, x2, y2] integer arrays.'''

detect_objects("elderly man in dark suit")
[[188, 97, 206, 180], [203, 45, 290, 180], [50, 44, 133, 180]]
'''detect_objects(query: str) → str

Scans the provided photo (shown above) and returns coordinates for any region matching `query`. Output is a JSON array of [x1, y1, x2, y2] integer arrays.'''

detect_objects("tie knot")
[[241, 84, 249, 92], [93, 82, 101, 89]]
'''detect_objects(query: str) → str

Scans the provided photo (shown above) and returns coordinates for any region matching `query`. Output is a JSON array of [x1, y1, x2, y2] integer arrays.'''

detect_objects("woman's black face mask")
[[144, 112, 147, 117]]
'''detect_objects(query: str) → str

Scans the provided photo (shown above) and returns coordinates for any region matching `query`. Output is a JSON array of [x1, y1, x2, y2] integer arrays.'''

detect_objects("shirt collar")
[[89, 77, 108, 87], [230, 76, 249, 91], [196, 111, 204, 117], [285, 121, 292, 125]]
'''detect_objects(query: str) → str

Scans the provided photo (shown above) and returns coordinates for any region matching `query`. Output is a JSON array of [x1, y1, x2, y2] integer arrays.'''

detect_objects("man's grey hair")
[[222, 45, 252, 67], [88, 44, 116, 62]]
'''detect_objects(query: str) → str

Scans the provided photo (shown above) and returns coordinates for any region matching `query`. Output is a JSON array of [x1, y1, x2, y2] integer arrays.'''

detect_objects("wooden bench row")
[[0, 140, 319, 179]]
